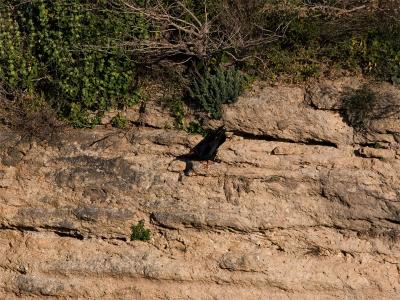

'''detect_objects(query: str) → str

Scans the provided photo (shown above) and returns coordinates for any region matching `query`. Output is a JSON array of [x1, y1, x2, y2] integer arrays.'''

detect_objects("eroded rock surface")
[[1, 78, 400, 299]]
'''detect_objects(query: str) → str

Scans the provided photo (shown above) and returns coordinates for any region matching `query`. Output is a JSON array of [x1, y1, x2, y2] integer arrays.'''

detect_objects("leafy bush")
[[341, 87, 377, 131], [167, 97, 186, 129], [342, 30, 400, 83], [130, 220, 151, 241], [186, 121, 207, 136], [0, 0, 146, 127], [0, 7, 39, 93], [188, 68, 246, 119], [240, 2, 400, 83], [111, 114, 128, 129]]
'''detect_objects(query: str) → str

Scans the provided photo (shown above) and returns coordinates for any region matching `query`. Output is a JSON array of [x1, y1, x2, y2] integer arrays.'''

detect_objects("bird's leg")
[[203, 160, 211, 169]]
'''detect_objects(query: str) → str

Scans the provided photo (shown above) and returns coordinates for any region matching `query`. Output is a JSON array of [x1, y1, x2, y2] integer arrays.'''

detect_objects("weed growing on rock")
[[111, 114, 128, 129], [188, 68, 246, 119], [186, 121, 207, 136], [341, 86, 400, 132], [131, 220, 150, 241], [341, 87, 377, 131], [167, 97, 186, 129]]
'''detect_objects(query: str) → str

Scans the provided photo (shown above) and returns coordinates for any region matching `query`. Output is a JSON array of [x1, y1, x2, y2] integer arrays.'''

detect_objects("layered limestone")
[[1, 78, 399, 299]]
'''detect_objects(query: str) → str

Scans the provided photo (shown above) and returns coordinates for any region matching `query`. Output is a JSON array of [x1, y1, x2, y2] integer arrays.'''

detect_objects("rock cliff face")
[[1, 78, 400, 299]]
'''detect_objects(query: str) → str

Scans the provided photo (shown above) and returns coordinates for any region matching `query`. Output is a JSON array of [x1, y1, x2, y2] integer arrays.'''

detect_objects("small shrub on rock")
[[130, 220, 150, 241], [341, 87, 377, 131], [111, 114, 128, 129], [188, 68, 246, 119]]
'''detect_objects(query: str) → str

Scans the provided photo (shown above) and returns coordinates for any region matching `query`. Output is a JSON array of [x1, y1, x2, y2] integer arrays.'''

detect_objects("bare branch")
[[176, 1, 203, 28], [118, 0, 282, 63]]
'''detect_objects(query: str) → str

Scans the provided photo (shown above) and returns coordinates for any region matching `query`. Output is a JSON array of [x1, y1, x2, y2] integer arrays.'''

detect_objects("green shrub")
[[167, 97, 185, 129], [0, 7, 39, 93], [240, 3, 400, 83], [111, 114, 128, 129], [341, 87, 377, 131], [188, 68, 246, 119], [130, 220, 151, 241], [186, 121, 207, 136], [342, 31, 400, 83], [0, 0, 147, 127]]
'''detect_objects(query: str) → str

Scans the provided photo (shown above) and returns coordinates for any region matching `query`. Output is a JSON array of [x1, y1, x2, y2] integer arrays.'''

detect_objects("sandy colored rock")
[[102, 100, 175, 129], [306, 77, 364, 110], [223, 85, 354, 145], [1, 78, 400, 299]]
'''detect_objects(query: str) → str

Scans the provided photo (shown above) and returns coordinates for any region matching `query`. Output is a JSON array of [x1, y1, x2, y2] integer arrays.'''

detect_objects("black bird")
[[177, 126, 227, 175], [181, 126, 226, 161]]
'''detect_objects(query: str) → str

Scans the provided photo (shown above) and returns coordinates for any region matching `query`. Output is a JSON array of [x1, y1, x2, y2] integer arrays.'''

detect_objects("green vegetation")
[[111, 114, 128, 129], [130, 220, 151, 241], [0, 0, 399, 129], [166, 96, 208, 134], [239, 1, 400, 83], [341, 85, 400, 132], [188, 68, 246, 119], [167, 97, 186, 130], [186, 121, 207, 136], [341, 87, 377, 131], [0, 0, 145, 127]]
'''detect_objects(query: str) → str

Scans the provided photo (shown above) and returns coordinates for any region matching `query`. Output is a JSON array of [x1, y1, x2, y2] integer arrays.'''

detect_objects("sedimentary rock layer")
[[1, 78, 399, 299]]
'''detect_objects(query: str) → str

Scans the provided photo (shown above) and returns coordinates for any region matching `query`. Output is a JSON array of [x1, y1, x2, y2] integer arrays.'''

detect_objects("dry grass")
[[0, 88, 64, 144]]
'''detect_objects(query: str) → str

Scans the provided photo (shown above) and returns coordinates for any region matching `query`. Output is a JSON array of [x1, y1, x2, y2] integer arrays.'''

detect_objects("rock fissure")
[[231, 131, 338, 148], [0, 224, 132, 242]]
